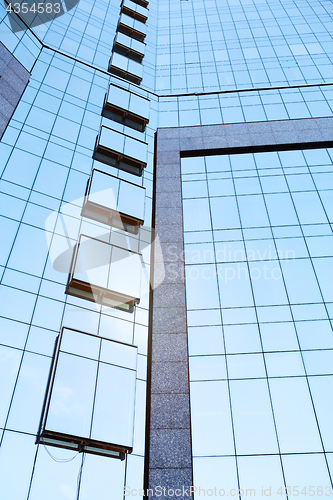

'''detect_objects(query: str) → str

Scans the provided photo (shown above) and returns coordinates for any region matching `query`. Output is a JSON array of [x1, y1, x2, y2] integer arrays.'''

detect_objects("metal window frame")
[[121, 0, 148, 23], [102, 84, 149, 132], [37, 327, 138, 460], [93, 126, 147, 176], [81, 168, 145, 234], [65, 234, 142, 312]]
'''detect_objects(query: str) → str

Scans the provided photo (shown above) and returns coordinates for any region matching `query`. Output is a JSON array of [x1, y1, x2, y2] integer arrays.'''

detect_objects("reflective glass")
[[269, 377, 322, 453], [230, 379, 279, 454], [282, 454, 332, 499], [190, 381, 234, 456]]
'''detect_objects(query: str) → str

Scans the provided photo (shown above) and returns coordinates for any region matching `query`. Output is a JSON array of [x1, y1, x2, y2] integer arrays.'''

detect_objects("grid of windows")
[[0, 2, 41, 70], [158, 83, 333, 127], [0, 26, 156, 499], [156, 0, 333, 93], [181, 152, 333, 498], [1, 0, 333, 497]]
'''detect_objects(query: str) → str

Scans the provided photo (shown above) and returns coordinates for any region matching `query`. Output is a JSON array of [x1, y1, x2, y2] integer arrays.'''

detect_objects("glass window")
[[0, 431, 36, 500], [208, 178, 234, 196], [223, 324, 262, 354], [281, 259, 322, 304], [108, 52, 143, 85], [79, 454, 126, 500], [183, 198, 212, 232], [188, 326, 224, 355], [190, 380, 234, 456], [250, 261, 288, 306], [238, 455, 287, 500], [269, 377, 322, 453], [282, 454, 332, 499], [264, 193, 299, 226], [215, 241, 246, 263], [308, 376, 333, 451], [230, 379, 279, 454], [312, 257, 333, 303], [238, 194, 270, 228], [276, 237, 308, 259], [2, 149, 41, 189], [185, 242, 215, 265], [193, 457, 238, 494], [295, 320, 333, 350], [0, 285, 36, 323], [217, 263, 254, 308], [227, 353, 266, 379], [8, 224, 49, 277], [0, 317, 28, 350], [94, 126, 147, 176], [185, 264, 220, 310], [0, 216, 19, 266], [29, 447, 81, 500], [83, 169, 146, 233], [265, 352, 305, 377], [189, 355, 227, 381], [0, 346, 22, 427], [67, 234, 143, 312], [210, 197, 241, 230], [292, 192, 328, 225], [182, 180, 208, 198], [303, 351, 333, 376], [260, 322, 300, 352], [38, 328, 137, 459], [245, 239, 277, 261], [6, 352, 50, 434], [33, 159, 68, 199]]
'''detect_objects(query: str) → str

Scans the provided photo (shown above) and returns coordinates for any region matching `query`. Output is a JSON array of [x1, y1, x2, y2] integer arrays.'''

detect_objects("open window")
[[117, 13, 147, 41], [93, 125, 147, 176], [121, 0, 148, 23], [113, 31, 145, 63], [130, 0, 148, 8], [102, 84, 149, 132], [37, 328, 137, 460], [82, 169, 146, 234], [66, 234, 142, 312], [108, 52, 143, 84]]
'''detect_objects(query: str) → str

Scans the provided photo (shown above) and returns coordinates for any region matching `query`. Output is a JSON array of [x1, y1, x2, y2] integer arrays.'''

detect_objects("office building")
[[0, 0, 333, 499]]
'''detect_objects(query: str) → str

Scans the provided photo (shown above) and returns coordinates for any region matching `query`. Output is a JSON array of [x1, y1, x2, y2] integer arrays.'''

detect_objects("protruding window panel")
[[93, 125, 147, 176], [108, 52, 143, 85], [37, 327, 137, 460], [82, 169, 146, 234], [131, 0, 148, 8], [102, 84, 149, 132], [66, 234, 142, 312], [113, 32, 145, 62], [117, 13, 147, 41], [121, 0, 148, 23]]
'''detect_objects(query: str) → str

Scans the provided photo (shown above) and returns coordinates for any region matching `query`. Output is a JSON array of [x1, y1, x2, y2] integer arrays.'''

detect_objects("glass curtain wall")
[[0, 0, 158, 497], [155, 0, 333, 93], [182, 151, 333, 499], [1, 0, 333, 498]]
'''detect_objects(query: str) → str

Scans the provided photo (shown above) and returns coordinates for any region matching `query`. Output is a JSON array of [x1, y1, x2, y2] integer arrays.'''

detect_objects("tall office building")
[[0, 0, 333, 499]]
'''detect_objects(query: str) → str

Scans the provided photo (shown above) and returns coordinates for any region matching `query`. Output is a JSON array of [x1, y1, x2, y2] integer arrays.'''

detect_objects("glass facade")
[[182, 150, 333, 498], [0, 0, 333, 498], [0, 1, 155, 497]]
